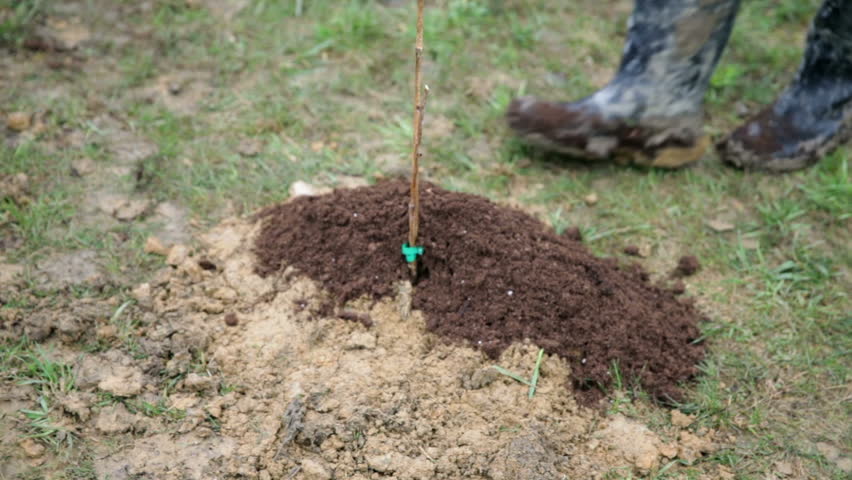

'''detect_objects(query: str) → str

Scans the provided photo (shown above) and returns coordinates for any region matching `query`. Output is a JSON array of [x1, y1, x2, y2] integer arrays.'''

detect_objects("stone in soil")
[[253, 180, 706, 403]]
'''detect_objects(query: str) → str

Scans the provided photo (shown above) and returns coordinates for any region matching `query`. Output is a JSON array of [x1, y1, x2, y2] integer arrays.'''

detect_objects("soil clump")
[[254, 180, 706, 403], [674, 255, 701, 277]]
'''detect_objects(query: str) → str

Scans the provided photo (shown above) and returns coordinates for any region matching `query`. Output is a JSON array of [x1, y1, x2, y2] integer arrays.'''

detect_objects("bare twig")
[[407, 0, 428, 279], [408, 86, 429, 247]]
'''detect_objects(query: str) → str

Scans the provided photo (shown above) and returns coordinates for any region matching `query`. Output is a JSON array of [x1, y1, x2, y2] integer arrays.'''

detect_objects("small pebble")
[[224, 312, 239, 326]]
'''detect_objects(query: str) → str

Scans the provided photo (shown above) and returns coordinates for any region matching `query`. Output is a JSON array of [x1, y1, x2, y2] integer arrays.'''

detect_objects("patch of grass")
[[423, 0, 493, 62], [20, 395, 77, 450], [604, 360, 652, 417], [205, 413, 222, 432], [126, 398, 186, 421], [61, 459, 99, 480], [1, 190, 76, 252], [10, 345, 76, 395], [754, 197, 807, 246], [800, 151, 851, 220], [96, 391, 185, 421], [682, 206, 849, 477], [1, 343, 78, 452], [546, 206, 571, 235], [605, 460, 696, 480], [1, 139, 55, 175], [219, 383, 239, 395], [0, 142, 81, 257], [0, 0, 43, 48], [189, 350, 210, 374], [118, 50, 157, 88], [0, 338, 27, 376], [314, 0, 388, 53], [108, 299, 149, 359]]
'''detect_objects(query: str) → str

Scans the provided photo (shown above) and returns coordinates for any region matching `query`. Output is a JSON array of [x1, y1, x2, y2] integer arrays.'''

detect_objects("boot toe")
[[719, 105, 851, 173], [505, 97, 707, 168], [506, 96, 579, 136], [505, 96, 600, 157], [505, 96, 538, 133], [717, 108, 785, 170]]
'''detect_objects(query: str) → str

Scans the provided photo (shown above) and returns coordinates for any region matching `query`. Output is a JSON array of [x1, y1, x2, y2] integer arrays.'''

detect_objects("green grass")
[[314, 0, 388, 52], [800, 151, 852, 219], [1, 342, 78, 450], [605, 459, 694, 480], [1, 0, 849, 478], [20, 396, 77, 450], [0, 142, 79, 258], [60, 459, 99, 480], [1, 191, 76, 250], [1, 342, 76, 395], [0, 0, 43, 48], [96, 392, 186, 422]]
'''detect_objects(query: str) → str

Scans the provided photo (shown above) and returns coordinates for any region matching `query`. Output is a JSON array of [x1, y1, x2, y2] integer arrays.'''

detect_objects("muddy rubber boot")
[[719, 0, 852, 172], [507, 0, 741, 168]]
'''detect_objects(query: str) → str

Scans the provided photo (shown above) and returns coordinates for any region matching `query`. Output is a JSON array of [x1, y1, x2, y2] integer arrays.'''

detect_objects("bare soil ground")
[[2, 216, 725, 479]]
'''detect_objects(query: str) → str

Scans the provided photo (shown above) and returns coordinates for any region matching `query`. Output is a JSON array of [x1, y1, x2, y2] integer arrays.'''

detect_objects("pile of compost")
[[254, 180, 705, 403]]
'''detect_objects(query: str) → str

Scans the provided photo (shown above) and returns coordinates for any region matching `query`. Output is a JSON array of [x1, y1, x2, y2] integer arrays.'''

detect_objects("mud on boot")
[[719, 0, 852, 172], [507, 0, 740, 168]]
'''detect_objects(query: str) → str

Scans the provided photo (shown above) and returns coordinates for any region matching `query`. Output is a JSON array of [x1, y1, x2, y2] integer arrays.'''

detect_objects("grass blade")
[[528, 349, 545, 399], [491, 366, 530, 385]]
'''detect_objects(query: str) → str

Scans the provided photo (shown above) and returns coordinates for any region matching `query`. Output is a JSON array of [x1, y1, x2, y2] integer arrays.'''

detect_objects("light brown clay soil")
[[1, 216, 724, 479]]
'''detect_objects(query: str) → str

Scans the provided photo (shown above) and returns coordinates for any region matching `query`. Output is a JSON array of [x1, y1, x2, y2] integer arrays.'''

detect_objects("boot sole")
[[518, 132, 710, 169], [616, 135, 711, 168]]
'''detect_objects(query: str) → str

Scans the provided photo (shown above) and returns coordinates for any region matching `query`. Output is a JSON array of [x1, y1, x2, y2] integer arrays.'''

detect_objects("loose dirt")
[[674, 255, 701, 277], [1, 212, 724, 479], [254, 180, 706, 403]]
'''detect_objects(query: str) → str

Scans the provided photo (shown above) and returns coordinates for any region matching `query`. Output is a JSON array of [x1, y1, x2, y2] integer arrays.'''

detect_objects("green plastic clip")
[[401, 243, 424, 263]]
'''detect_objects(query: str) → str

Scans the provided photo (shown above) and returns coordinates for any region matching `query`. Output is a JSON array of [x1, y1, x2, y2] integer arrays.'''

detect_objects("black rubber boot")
[[507, 0, 741, 168], [719, 0, 852, 172]]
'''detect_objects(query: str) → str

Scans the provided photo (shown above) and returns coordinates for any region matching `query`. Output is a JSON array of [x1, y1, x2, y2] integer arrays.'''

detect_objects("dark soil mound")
[[254, 180, 705, 403]]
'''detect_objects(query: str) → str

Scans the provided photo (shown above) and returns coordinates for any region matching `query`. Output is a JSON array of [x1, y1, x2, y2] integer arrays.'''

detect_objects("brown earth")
[[674, 255, 702, 277], [254, 180, 706, 404], [0, 217, 725, 479]]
